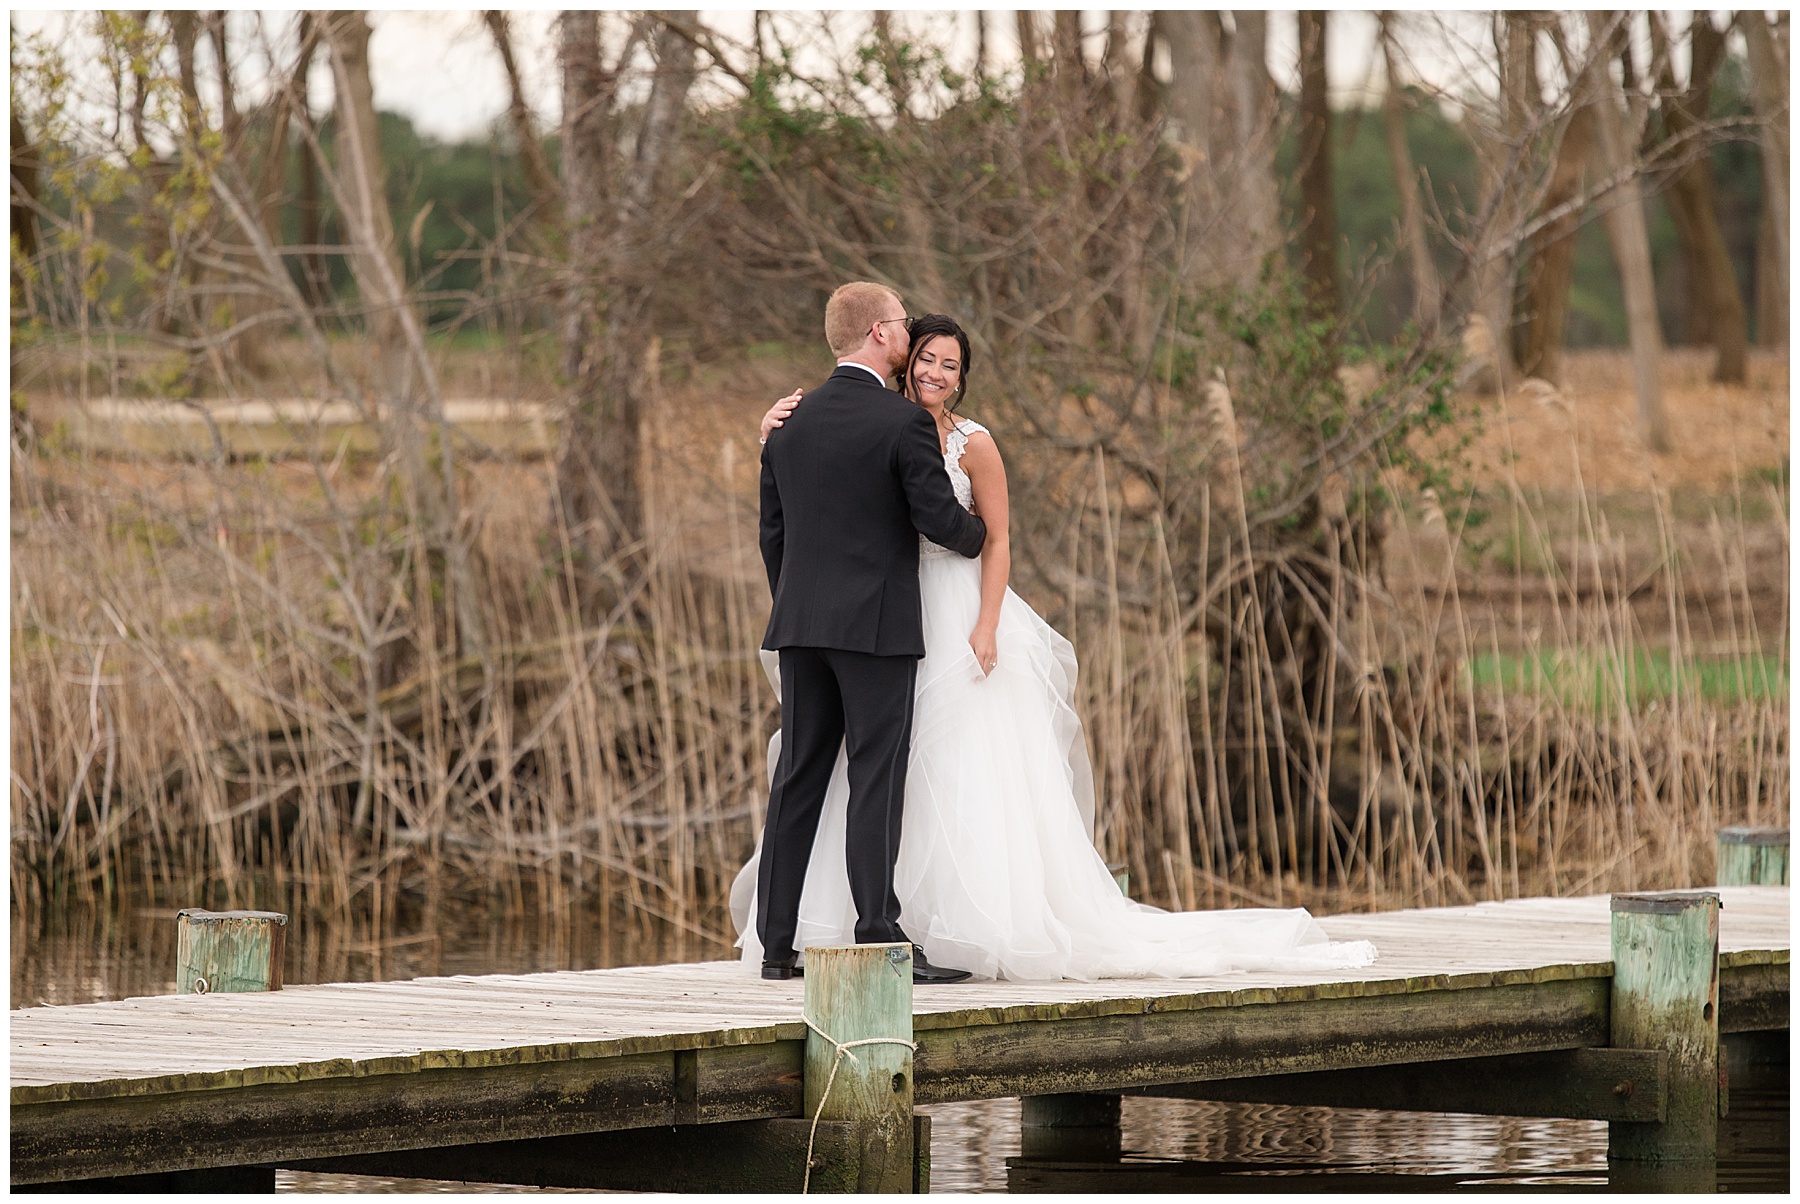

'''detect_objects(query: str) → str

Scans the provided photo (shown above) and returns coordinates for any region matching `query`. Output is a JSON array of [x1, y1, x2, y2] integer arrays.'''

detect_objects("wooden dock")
[[12, 887, 1789, 1191]]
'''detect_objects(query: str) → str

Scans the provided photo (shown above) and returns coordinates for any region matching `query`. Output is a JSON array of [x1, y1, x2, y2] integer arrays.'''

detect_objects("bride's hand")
[[970, 626, 998, 678], [760, 390, 803, 442]]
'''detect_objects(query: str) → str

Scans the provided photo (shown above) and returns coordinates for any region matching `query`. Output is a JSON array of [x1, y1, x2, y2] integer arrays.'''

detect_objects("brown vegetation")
[[10, 13, 1789, 951], [11, 344, 1787, 942]]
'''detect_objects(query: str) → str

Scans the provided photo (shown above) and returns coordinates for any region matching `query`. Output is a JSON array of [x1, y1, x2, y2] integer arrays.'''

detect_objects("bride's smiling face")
[[908, 336, 963, 413]]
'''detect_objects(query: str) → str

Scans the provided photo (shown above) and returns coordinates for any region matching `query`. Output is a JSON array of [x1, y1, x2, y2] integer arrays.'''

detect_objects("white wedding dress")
[[731, 419, 1376, 980]]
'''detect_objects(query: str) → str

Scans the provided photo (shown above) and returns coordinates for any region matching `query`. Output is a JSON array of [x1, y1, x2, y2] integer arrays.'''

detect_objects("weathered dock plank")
[[11, 888, 1786, 1185]]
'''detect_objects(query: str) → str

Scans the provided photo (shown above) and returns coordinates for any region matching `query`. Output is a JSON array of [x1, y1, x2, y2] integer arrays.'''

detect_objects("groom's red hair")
[[825, 282, 902, 357]]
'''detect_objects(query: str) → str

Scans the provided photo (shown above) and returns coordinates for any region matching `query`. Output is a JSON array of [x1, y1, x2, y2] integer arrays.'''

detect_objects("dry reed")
[[9, 375, 1788, 953]]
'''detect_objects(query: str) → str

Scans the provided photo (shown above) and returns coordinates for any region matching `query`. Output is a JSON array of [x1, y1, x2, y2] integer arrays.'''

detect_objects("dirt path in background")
[[1449, 348, 1787, 493]]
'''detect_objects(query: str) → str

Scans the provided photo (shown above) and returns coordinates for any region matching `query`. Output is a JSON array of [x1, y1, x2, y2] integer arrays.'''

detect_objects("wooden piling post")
[[1608, 891, 1720, 1164], [176, 910, 288, 994], [803, 943, 916, 1192], [1716, 826, 1789, 886], [1021, 1093, 1122, 1161]]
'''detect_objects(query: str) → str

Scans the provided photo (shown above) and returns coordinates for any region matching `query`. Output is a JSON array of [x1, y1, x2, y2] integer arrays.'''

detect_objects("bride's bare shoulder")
[[956, 421, 1005, 475]]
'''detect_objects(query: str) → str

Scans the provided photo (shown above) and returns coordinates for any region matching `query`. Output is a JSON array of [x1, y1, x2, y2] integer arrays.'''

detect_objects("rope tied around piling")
[[801, 1013, 917, 1194]]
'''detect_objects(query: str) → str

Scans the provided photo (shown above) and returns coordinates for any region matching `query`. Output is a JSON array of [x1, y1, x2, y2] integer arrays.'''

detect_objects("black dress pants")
[[756, 646, 918, 962]]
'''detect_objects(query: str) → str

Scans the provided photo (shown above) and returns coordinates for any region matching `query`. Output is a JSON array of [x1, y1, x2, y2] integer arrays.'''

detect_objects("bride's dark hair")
[[902, 314, 973, 419]]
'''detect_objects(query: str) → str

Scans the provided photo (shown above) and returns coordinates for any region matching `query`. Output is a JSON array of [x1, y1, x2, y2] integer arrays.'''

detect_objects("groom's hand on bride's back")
[[759, 390, 804, 444]]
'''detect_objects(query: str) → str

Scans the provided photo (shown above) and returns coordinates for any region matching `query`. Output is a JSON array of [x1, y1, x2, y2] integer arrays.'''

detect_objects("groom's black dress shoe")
[[910, 946, 972, 984], [762, 958, 803, 980]]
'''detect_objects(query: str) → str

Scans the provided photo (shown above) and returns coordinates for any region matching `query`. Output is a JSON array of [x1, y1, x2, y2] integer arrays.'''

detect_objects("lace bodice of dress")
[[921, 419, 987, 558]]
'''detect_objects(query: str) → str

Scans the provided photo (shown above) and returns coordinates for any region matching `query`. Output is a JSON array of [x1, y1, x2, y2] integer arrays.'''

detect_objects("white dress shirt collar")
[[835, 360, 889, 386]]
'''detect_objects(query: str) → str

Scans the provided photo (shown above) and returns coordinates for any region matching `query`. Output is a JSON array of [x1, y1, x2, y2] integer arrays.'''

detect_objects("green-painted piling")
[[803, 943, 916, 1192], [1717, 827, 1789, 886], [176, 910, 287, 994], [1608, 891, 1720, 1164]]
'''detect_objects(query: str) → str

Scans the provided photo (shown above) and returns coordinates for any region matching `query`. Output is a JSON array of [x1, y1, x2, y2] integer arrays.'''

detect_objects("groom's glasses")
[[874, 317, 914, 337]]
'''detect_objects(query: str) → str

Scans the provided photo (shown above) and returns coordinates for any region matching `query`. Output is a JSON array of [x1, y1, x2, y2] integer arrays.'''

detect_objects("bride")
[[730, 314, 1375, 981]]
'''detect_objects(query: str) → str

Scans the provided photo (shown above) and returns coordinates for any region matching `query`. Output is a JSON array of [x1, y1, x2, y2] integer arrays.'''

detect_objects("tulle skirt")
[[730, 552, 1376, 981]]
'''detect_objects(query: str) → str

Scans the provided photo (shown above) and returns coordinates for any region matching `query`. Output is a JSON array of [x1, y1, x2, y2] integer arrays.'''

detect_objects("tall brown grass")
[[10, 381, 1788, 956]]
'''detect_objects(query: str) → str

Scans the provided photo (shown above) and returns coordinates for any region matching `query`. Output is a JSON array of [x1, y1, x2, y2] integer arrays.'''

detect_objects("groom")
[[756, 282, 986, 985]]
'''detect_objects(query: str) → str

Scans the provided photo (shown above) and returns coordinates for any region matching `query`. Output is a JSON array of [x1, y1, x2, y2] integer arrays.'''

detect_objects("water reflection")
[[11, 904, 733, 1008], [12, 908, 1788, 1194], [1001, 1099, 1614, 1193]]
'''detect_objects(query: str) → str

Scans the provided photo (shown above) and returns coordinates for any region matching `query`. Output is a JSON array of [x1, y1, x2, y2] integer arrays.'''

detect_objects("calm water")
[[13, 907, 1788, 1194]]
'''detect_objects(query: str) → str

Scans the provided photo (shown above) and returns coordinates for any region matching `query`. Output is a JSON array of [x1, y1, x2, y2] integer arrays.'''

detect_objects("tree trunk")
[[555, 11, 698, 608], [11, 107, 40, 435], [1652, 13, 1746, 382], [1585, 14, 1670, 453], [204, 13, 241, 150], [1161, 9, 1222, 266], [1103, 11, 1134, 118], [1165, 11, 1276, 290], [485, 11, 561, 222], [1757, 184, 1783, 347], [122, 15, 177, 338], [170, 11, 201, 124], [1515, 101, 1595, 384], [1297, 11, 1337, 321], [323, 10, 480, 654], [291, 16, 329, 312], [11, 110, 39, 283], [1227, 11, 1280, 277], [1741, 11, 1788, 347], [1378, 13, 1439, 324], [229, 14, 315, 379], [626, 15, 699, 216], [1017, 12, 1043, 69], [255, 22, 315, 243], [1470, 14, 1538, 388], [322, 11, 406, 368], [1051, 10, 1086, 92], [555, 11, 621, 600]]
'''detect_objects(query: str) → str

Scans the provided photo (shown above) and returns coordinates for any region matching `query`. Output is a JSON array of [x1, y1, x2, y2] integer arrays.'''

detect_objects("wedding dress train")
[[731, 420, 1375, 980]]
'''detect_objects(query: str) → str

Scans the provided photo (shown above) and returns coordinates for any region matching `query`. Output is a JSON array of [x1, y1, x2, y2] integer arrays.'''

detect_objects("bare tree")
[[322, 12, 405, 367], [1378, 14, 1440, 324], [322, 10, 483, 652], [1161, 10, 1224, 283], [1740, 11, 1789, 347], [555, 11, 621, 602], [554, 12, 698, 611], [485, 11, 561, 222], [1466, 13, 1544, 388], [10, 98, 40, 437], [1582, 12, 1670, 452], [1296, 11, 1337, 321], [293, 14, 329, 310], [1514, 98, 1595, 384], [11, 110, 40, 299], [1226, 11, 1279, 263], [1650, 12, 1746, 382]]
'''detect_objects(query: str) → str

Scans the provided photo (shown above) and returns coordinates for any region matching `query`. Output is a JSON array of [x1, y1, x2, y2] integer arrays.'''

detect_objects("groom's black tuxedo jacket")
[[759, 365, 987, 657]]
